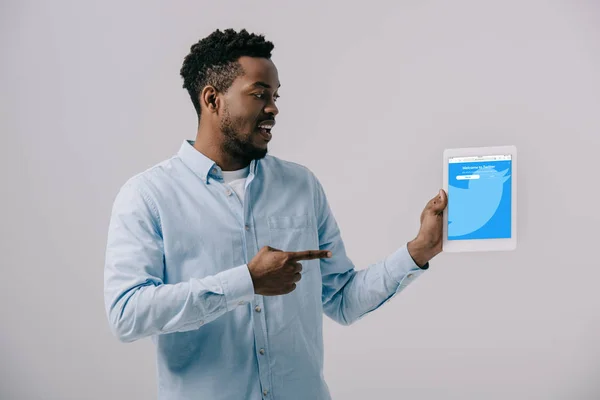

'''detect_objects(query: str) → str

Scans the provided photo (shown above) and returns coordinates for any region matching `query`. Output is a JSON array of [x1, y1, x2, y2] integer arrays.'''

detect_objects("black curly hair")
[[180, 28, 275, 119]]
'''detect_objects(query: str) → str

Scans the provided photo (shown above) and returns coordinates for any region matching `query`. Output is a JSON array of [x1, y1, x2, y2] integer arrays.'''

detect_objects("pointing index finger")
[[287, 250, 332, 261]]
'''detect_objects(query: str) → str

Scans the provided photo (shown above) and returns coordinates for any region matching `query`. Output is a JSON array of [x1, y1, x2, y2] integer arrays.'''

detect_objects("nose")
[[264, 99, 279, 116]]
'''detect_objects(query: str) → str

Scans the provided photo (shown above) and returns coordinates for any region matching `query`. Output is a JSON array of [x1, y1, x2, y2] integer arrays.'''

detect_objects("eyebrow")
[[250, 81, 281, 89]]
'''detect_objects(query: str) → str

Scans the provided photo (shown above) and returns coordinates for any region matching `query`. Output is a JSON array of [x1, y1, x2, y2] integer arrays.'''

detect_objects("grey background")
[[2, 0, 599, 399]]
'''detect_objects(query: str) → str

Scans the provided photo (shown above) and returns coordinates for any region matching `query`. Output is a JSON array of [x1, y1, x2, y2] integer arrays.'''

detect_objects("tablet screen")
[[447, 154, 512, 240]]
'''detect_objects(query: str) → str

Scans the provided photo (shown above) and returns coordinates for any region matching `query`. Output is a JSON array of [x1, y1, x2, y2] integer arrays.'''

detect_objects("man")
[[104, 28, 447, 400]]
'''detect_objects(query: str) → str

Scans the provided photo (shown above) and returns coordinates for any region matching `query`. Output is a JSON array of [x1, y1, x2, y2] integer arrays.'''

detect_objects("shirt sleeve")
[[103, 178, 255, 343], [312, 173, 428, 326]]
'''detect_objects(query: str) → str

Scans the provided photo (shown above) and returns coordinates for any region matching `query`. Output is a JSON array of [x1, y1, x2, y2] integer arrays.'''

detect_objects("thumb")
[[430, 189, 447, 214]]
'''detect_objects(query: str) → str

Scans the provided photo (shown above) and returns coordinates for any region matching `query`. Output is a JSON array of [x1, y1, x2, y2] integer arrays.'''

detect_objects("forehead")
[[234, 56, 280, 89]]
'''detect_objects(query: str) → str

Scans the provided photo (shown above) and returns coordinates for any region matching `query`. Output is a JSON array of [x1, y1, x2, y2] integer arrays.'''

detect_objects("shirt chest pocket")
[[264, 214, 322, 333], [267, 214, 317, 252]]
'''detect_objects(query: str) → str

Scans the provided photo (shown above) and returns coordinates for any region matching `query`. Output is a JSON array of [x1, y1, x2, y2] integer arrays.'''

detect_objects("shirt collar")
[[177, 140, 258, 184]]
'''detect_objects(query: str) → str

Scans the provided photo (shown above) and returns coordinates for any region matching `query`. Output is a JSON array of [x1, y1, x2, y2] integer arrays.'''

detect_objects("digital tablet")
[[442, 145, 517, 252]]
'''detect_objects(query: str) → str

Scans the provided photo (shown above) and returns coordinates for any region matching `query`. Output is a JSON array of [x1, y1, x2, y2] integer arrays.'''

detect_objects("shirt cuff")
[[218, 264, 255, 311], [383, 244, 428, 285]]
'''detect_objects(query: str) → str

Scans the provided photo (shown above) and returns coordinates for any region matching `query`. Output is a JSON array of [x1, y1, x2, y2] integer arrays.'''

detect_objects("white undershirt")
[[221, 165, 250, 205]]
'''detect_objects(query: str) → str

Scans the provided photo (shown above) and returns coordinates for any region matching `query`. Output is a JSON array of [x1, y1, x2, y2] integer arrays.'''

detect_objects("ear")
[[200, 85, 221, 114]]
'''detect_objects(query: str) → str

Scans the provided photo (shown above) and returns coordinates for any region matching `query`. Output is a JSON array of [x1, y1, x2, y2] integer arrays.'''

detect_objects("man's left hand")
[[407, 189, 448, 267]]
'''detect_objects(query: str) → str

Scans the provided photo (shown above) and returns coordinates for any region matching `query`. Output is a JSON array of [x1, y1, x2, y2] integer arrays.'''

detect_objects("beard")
[[220, 105, 268, 164]]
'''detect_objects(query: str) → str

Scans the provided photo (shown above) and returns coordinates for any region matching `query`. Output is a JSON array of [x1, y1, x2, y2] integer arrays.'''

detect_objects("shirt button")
[[225, 190, 232, 196], [255, 306, 261, 313], [407, 274, 413, 278], [245, 225, 250, 231], [263, 389, 269, 396], [259, 348, 265, 355]]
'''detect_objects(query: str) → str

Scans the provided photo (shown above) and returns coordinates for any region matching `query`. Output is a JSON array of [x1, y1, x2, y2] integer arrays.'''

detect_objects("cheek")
[[241, 118, 257, 134], [225, 102, 259, 132], [239, 113, 259, 132], [225, 113, 249, 129]]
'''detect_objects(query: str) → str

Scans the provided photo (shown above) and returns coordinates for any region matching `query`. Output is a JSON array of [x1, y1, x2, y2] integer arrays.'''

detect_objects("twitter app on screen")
[[448, 155, 512, 240]]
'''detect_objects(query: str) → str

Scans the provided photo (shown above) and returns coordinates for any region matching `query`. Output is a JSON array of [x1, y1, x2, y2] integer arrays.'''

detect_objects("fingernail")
[[327, 252, 332, 257]]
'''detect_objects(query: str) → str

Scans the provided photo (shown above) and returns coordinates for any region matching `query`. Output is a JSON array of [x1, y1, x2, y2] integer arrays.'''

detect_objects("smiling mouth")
[[257, 120, 275, 141]]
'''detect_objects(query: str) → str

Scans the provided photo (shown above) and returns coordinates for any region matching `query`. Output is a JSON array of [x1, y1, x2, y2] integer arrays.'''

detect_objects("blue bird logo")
[[448, 166, 510, 237]]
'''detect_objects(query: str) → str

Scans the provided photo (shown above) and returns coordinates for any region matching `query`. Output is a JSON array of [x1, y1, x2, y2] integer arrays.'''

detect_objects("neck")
[[193, 123, 249, 171]]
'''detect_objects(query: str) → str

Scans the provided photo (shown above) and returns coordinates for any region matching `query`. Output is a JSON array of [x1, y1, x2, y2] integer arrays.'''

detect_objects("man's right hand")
[[247, 246, 332, 296]]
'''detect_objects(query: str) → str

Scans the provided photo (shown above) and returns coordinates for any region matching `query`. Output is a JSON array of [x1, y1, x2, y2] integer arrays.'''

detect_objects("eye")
[[253, 92, 280, 102]]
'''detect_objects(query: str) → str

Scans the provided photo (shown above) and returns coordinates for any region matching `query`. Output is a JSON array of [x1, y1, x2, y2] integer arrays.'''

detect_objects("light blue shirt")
[[104, 140, 428, 400]]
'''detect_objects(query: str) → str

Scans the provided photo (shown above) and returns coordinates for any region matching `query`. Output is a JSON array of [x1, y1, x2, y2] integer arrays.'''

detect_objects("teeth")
[[258, 120, 275, 129]]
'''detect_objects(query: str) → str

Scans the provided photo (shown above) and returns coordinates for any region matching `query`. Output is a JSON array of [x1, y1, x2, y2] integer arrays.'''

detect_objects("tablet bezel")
[[442, 145, 517, 252]]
